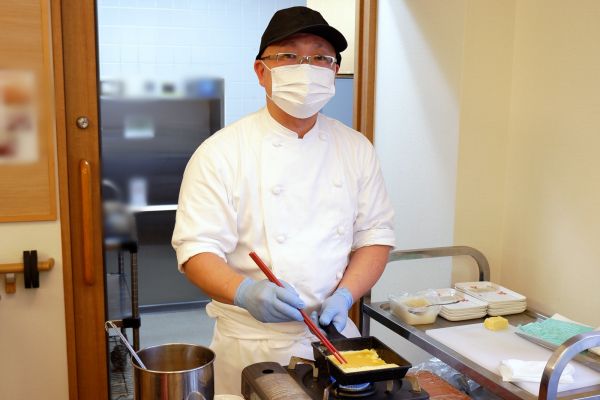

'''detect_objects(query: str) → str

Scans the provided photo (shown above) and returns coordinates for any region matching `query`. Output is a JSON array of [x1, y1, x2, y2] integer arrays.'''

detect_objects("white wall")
[[453, 0, 515, 284], [372, 0, 467, 363], [307, 0, 356, 74], [0, 1, 69, 397], [454, 0, 600, 327], [97, 0, 306, 124], [0, 211, 68, 398], [498, 0, 600, 325], [373, 0, 600, 366]]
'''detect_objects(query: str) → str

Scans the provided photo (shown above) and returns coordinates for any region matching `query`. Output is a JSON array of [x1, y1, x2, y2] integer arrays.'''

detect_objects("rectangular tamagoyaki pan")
[[311, 323, 412, 386]]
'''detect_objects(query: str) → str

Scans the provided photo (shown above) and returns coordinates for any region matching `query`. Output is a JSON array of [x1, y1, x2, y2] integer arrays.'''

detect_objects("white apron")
[[206, 301, 360, 396]]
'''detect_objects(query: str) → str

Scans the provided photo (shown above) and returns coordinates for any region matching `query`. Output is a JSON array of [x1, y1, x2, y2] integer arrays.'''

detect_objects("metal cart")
[[359, 246, 600, 399], [105, 237, 140, 351]]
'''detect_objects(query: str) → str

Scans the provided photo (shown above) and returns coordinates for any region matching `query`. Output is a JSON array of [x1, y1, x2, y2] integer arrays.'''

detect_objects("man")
[[172, 6, 395, 395]]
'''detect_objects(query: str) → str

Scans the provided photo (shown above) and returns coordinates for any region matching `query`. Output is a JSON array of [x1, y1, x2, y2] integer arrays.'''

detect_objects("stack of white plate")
[[455, 281, 527, 316], [434, 288, 488, 321]]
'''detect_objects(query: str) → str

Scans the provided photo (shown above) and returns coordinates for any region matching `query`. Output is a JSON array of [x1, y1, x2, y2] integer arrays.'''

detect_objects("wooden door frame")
[[52, 0, 108, 398], [53, 0, 380, 397], [353, 0, 378, 143]]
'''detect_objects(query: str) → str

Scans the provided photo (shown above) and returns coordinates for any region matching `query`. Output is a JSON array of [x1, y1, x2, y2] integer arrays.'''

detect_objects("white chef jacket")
[[172, 107, 395, 395]]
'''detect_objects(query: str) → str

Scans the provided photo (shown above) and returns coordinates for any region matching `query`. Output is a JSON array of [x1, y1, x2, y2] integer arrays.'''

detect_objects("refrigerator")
[[100, 78, 223, 309]]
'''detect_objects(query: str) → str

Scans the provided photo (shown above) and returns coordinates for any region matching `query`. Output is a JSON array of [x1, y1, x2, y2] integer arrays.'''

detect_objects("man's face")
[[254, 33, 339, 95]]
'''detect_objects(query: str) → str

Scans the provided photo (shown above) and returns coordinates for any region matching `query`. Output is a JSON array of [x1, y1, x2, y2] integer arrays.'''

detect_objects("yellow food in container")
[[389, 293, 441, 325], [327, 349, 399, 373]]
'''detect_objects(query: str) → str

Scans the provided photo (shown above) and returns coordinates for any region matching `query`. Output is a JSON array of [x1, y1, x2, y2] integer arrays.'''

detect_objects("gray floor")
[[139, 306, 215, 348]]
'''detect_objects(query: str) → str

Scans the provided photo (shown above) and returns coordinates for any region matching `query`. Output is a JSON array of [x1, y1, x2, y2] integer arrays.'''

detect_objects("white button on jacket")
[[173, 108, 395, 310]]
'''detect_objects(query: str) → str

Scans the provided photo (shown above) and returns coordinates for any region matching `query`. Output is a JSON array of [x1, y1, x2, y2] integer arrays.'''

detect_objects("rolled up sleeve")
[[172, 143, 238, 271], [352, 145, 395, 250]]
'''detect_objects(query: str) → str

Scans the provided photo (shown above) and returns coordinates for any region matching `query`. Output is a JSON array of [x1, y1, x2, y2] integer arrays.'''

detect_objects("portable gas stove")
[[241, 357, 429, 400]]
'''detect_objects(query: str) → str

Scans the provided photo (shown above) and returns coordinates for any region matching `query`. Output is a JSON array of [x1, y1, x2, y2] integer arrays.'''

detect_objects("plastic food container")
[[389, 290, 441, 325]]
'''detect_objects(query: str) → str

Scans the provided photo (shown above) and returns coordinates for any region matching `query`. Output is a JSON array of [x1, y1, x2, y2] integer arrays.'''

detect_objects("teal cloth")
[[519, 318, 593, 346]]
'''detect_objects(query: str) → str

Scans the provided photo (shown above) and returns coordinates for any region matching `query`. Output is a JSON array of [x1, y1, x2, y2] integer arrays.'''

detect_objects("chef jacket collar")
[[262, 107, 324, 141]]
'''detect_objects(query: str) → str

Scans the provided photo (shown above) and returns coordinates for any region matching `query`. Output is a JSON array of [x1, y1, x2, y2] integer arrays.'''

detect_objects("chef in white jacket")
[[172, 6, 395, 396]]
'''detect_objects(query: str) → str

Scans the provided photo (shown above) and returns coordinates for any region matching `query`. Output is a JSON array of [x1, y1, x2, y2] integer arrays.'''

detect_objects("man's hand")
[[317, 287, 354, 332], [234, 277, 305, 323]]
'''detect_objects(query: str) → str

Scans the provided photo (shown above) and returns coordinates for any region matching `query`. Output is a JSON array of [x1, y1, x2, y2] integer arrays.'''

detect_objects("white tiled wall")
[[97, 0, 306, 124]]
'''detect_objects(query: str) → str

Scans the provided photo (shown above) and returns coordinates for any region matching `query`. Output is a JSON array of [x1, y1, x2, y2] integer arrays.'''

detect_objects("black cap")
[[256, 6, 348, 64]]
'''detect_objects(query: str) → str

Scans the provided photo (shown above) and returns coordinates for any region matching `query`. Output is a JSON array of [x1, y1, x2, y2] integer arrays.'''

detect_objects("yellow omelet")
[[327, 349, 398, 373]]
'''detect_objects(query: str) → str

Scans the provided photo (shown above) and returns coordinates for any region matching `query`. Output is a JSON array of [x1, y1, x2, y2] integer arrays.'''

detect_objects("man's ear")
[[254, 60, 266, 88]]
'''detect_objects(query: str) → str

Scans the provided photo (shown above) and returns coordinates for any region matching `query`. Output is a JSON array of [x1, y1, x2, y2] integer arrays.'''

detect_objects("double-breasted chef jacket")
[[172, 107, 395, 395]]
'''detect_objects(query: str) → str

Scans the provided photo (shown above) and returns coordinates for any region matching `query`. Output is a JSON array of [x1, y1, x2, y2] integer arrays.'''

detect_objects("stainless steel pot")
[[132, 343, 215, 400]]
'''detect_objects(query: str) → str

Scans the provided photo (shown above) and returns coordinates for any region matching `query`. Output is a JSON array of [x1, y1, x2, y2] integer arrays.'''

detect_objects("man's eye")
[[279, 53, 297, 60], [313, 55, 327, 62]]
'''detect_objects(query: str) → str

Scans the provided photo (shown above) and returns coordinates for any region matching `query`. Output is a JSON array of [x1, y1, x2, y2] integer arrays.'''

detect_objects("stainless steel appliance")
[[100, 78, 224, 308], [100, 96, 219, 208]]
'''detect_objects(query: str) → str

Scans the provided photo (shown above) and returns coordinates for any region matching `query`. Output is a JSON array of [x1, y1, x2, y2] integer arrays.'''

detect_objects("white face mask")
[[263, 62, 336, 119]]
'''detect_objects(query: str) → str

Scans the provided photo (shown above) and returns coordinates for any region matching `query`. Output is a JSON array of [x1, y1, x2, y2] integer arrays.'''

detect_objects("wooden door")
[[53, 0, 108, 398]]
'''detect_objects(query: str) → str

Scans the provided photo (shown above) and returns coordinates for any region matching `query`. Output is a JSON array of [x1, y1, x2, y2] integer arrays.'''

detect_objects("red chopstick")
[[248, 251, 347, 364]]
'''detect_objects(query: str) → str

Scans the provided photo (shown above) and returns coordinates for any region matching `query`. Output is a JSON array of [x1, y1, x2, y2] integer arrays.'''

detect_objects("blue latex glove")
[[310, 310, 327, 335], [317, 287, 354, 332], [234, 277, 305, 323]]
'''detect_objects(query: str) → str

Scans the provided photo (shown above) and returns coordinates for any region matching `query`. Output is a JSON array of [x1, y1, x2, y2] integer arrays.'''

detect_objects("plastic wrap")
[[410, 358, 502, 400]]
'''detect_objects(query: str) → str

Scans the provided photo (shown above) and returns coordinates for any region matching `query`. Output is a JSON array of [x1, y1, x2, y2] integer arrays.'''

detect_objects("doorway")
[[94, 1, 356, 398]]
